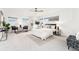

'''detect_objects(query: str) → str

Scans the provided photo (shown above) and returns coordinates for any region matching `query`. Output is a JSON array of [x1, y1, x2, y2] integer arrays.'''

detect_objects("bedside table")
[[53, 29, 61, 36]]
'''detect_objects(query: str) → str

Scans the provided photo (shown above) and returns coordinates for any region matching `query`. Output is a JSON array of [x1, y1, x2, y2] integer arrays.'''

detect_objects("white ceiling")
[[2, 8, 63, 17]]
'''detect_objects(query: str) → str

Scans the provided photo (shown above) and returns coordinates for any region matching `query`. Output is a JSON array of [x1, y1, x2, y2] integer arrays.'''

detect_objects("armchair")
[[11, 26, 18, 33], [66, 35, 79, 50], [23, 26, 28, 32]]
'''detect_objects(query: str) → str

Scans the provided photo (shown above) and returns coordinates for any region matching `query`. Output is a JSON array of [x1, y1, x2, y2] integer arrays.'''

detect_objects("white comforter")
[[31, 28, 53, 40]]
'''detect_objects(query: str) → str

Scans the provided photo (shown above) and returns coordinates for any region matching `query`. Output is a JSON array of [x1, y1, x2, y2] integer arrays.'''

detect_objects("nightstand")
[[53, 27, 61, 36]]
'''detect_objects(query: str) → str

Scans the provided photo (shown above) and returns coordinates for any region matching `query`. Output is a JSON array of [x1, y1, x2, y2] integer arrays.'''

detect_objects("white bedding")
[[31, 28, 53, 40]]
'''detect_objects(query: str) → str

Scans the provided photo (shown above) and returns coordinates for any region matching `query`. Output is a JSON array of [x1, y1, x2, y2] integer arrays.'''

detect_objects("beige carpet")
[[0, 32, 76, 51], [27, 34, 54, 46]]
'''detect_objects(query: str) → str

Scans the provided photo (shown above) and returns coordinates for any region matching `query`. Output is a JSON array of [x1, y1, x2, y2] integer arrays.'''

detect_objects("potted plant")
[[2, 21, 10, 40]]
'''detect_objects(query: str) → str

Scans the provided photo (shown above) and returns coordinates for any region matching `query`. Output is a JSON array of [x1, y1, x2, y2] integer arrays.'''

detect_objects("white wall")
[[60, 8, 79, 35], [1, 8, 79, 35], [2, 8, 62, 30], [58, 9, 73, 35], [59, 8, 79, 35], [72, 9, 79, 34]]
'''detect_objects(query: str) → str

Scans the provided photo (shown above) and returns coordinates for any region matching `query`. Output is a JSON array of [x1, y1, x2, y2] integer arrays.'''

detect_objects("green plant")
[[3, 21, 10, 32], [2, 21, 10, 40]]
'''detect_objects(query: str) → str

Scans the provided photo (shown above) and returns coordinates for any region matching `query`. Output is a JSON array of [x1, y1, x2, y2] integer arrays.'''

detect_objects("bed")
[[31, 28, 53, 40]]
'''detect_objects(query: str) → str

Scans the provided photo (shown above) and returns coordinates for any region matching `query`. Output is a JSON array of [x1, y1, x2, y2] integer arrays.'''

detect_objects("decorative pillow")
[[51, 26, 55, 29], [76, 32, 79, 40]]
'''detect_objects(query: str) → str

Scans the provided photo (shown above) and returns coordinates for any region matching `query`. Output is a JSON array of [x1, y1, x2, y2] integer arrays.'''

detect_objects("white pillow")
[[33, 25, 40, 29], [51, 26, 55, 29], [33, 25, 37, 29], [76, 32, 79, 40]]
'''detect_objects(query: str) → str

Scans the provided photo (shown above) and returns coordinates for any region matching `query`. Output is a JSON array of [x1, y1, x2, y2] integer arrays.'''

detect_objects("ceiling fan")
[[32, 8, 44, 12]]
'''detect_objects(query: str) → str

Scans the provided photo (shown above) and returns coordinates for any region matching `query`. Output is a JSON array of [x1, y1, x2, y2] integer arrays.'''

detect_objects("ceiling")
[[1, 8, 63, 17]]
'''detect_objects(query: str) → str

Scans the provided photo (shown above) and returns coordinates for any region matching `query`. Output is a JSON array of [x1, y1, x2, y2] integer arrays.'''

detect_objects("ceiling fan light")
[[34, 8, 43, 12]]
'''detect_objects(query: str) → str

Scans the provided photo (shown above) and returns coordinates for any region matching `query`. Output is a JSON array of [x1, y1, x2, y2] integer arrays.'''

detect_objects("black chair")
[[66, 35, 79, 50], [23, 26, 28, 32], [11, 26, 18, 33]]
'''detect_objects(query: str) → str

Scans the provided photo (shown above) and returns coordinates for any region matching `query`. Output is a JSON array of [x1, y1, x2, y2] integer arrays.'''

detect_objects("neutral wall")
[[1, 8, 79, 35], [58, 9, 73, 35], [60, 8, 79, 35], [72, 9, 79, 34], [59, 8, 79, 35], [2, 8, 62, 30]]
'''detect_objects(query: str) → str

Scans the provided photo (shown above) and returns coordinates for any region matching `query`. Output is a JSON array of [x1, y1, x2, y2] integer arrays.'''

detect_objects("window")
[[6, 17, 17, 26], [21, 17, 29, 26]]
